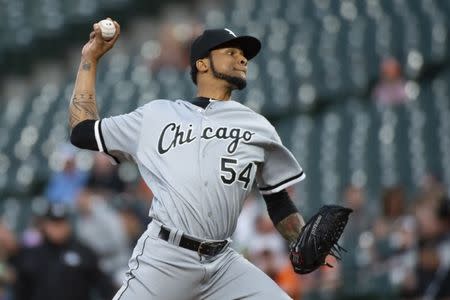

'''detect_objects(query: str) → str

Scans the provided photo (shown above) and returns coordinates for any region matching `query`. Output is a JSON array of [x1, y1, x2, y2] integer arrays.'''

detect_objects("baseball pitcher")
[[68, 18, 352, 300]]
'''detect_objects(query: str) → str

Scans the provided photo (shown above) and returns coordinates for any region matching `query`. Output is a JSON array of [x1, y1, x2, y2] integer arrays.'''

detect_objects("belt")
[[158, 226, 229, 257]]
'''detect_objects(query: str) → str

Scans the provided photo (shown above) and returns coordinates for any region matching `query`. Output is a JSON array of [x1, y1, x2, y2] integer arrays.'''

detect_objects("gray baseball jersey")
[[95, 98, 304, 240]]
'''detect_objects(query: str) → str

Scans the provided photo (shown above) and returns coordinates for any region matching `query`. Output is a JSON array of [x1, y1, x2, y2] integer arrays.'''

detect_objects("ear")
[[196, 58, 209, 73]]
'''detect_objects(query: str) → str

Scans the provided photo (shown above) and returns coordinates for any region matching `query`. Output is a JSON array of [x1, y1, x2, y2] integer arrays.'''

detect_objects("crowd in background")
[[0, 148, 153, 300], [0, 144, 449, 300], [0, 9, 449, 299]]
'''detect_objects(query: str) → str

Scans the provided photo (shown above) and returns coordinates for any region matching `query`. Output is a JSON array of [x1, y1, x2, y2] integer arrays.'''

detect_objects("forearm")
[[263, 189, 305, 243], [275, 212, 305, 244], [68, 59, 100, 129]]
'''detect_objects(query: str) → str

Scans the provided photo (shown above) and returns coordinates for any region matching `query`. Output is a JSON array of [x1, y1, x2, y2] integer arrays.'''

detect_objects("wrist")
[[79, 59, 97, 72], [80, 57, 98, 67]]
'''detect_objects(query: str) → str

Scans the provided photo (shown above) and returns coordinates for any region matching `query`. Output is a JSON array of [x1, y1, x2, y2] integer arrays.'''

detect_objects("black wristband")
[[263, 189, 299, 225]]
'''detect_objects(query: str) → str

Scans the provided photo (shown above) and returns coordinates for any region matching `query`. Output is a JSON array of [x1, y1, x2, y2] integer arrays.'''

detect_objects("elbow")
[[69, 119, 97, 150], [70, 125, 82, 148]]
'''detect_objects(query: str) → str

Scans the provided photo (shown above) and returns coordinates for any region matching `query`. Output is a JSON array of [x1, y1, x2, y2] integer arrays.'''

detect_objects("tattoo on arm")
[[82, 61, 91, 71], [69, 93, 99, 128], [275, 212, 305, 244]]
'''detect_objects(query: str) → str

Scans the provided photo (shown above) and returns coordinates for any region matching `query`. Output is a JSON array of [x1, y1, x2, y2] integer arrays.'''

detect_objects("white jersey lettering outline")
[[158, 123, 196, 154], [157, 122, 255, 155]]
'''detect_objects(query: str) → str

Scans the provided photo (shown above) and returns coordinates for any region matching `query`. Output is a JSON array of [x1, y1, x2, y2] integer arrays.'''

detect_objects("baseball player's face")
[[208, 47, 248, 90]]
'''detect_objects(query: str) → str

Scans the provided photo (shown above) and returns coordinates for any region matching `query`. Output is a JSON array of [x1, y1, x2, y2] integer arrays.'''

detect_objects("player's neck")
[[196, 85, 232, 101]]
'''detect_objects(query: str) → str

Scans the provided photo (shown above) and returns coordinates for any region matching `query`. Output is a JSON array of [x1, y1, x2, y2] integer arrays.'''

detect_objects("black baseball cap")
[[42, 202, 71, 221], [190, 28, 261, 67]]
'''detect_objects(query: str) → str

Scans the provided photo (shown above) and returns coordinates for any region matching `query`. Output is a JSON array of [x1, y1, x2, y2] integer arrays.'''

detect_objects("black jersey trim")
[[259, 172, 304, 192], [190, 97, 211, 109], [98, 120, 120, 164]]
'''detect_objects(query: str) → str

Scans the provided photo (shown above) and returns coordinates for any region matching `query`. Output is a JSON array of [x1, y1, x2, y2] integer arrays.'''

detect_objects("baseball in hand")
[[98, 19, 116, 41]]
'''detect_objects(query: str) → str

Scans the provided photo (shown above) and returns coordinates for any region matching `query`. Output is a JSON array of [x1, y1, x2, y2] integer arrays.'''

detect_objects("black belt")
[[158, 226, 228, 257]]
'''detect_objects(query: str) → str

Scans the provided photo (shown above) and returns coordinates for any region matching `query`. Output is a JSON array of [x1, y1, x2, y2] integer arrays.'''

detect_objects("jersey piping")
[[259, 171, 305, 195], [95, 119, 120, 164]]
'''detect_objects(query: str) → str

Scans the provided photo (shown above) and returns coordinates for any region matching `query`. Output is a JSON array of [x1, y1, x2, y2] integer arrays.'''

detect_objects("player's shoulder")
[[228, 100, 266, 118], [229, 100, 277, 131], [142, 99, 174, 107], [136, 99, 179, 112]]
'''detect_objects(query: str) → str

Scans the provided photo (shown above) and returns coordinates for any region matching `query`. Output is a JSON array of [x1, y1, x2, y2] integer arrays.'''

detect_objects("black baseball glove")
[[289, 205, 353, 274]]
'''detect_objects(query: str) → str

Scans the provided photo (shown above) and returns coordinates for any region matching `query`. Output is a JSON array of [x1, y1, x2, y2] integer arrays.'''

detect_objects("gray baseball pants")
[[112, 220, 292, 300]]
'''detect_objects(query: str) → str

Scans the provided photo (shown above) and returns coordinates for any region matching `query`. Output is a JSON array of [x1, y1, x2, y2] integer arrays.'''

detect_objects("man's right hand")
[[81, 18, 121, 62]]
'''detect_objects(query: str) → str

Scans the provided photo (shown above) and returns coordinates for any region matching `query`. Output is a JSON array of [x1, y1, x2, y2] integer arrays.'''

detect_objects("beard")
[[210, 56, 247, 90]]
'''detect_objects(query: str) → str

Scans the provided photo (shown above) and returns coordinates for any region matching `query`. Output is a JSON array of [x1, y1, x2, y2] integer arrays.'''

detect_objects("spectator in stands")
[[75, 188, 130, 288], [339, 185, 373, 295], [399, 194, 450, 299], [414, 197, 442, 246], [149, 21, 198, 72], [419, 173, 447, 208], [361, 185, 416, 297], [372, 57, 408, 106], [20, 217, 43, 249], [45, 143, 88, 206], [232, 192, 260, 254], [0, 220, 18, 260], [372, 186, 415, 259], [252, 248, 301, 300], [133, 178, 154, 205], [407, 239, 450, 299], [247, 213, 286, 260], [247, 213, 301, 299], [436, 195, 450, 245], [426, 195, 450, 299], [87, 152, 125, 196], [116, 198, 147, 249], [341, 185, 372, 248], [0, 221, 18, 300], [12, 202, 115, 300], [118, 205, 144, 248], [19, 198, 52, 248]]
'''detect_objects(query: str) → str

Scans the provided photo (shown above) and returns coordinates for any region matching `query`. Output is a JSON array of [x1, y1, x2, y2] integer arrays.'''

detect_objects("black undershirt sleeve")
[[70, 119, 99, 150], [263, 189, 299, 225]]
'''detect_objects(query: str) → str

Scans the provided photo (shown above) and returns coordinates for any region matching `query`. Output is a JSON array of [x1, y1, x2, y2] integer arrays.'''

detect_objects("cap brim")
[[211, 36, 261, 60]]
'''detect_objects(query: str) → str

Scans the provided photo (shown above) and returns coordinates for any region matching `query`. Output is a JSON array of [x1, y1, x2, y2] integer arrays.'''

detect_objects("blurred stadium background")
[[0, 0, 449, 299]]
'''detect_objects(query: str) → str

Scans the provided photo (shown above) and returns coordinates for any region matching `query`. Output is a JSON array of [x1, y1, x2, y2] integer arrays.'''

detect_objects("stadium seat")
[[0, 0, 449, 209]]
